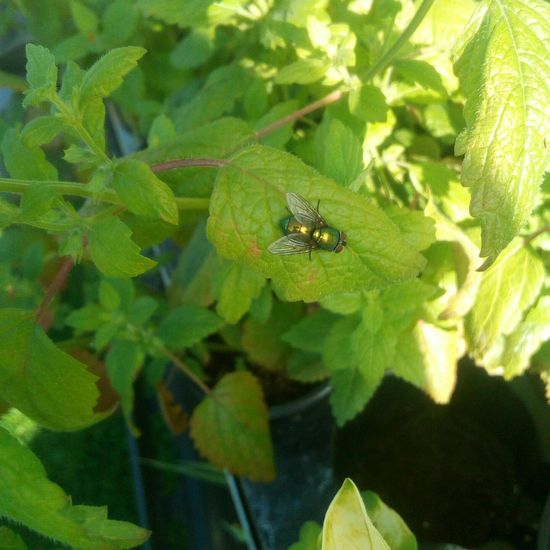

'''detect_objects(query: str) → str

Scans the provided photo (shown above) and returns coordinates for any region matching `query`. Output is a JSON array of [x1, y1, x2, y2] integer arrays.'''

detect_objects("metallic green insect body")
[[268, 192, 347, 258]]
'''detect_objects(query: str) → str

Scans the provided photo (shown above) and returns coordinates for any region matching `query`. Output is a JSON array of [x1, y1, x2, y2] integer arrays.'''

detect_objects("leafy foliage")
[[1, 0, 549, 543]]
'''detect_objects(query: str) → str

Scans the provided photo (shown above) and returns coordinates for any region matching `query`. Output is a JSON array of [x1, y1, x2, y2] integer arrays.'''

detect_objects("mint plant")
[[0, 0, 549, 546]]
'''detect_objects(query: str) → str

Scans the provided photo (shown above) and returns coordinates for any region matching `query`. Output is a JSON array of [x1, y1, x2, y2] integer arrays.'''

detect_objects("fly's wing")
[[286, 192, 326, 226], [268, 233, 314, 255]]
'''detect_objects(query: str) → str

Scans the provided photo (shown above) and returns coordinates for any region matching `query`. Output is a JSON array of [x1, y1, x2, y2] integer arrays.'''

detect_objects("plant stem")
[[36, 255, 74, 328], [151, 158, 229, 172], [362, 0, 435, 83], [161, 348, 211, 395], [0, 178, 208, 211], [255, 0, 435, 139], [51, 96, 112, 165], [255, 90, 344, 140], [524, 222, 550, 245]]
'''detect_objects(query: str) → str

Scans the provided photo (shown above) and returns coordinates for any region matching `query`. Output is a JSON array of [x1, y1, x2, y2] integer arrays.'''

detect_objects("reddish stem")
[[151, 158, 229, 173], [36, 256, 74, 328]]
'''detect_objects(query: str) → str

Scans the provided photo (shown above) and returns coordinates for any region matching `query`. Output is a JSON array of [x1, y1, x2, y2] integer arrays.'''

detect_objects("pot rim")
[[268, 382, 331, 420]]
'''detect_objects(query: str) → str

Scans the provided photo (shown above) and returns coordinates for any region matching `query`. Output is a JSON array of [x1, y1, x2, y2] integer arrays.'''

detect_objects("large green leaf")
[[454, 0, 550, 268], [322, 478, 390, 550], [0, 309, 102, 430], [0, 427, 150, 549], [207, 145, 426, 302], [190, 371, 274, 481], [466, 239, 544, 365]]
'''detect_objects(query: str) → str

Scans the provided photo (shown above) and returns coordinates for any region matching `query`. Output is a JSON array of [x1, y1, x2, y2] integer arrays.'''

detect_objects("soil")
[[333, 361, 549, 548]]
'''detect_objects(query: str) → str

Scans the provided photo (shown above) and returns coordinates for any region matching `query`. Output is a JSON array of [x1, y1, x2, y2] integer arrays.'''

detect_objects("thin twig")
[[36, 256, 74, 328], [161, 347, 211, 395], [255, 90, 344, 140], [524, 222, 550, 245], [151, 158, 230, 173]]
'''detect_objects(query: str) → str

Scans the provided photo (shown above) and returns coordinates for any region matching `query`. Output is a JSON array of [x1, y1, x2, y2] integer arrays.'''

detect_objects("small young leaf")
[[66, 304, 107, 332], [1, 128, 58, 181], [190, 371, 275, 481], [106, 340, 144, 436], [20, 115, 64, 147], [98, 279, 121, 311], [288, 521, 322, 550], [112, 158, 179, 225], [466, 239, 544, 363], [0, 427, 150, 548], [207, 145, 426, 302], [282, 309, 339, 354], [215, 261, 265, 324], [348, 84, 388, 122], [316, 118, 362, 187], [157, 305, 224, 349], [22, 44, 57, 107], [322, 479, 390, 549], [147, 114, 176, 148], [70, 0, 99, 36], [275, 58, 328, 84], [454, 0, 550, 268], [80, 46, 146, 103], [287, 350, 329, 383], [0, 309, 102, 430], [361, 491, 417, 550], [88, 216, 156, 278], [170, 27, 215, 70]]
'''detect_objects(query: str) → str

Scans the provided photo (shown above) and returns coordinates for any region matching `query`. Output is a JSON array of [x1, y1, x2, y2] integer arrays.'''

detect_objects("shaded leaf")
[[275, 58, 328, 85], [190, 371, 274, 481], [282, 309, 340, 354], [0, 309, 102, 430], [157, 305, 224, 349], [157, 381, 187, 435], [288, 521, 321, 550], [0, 427, 150, 549], [21, 115, 64, 147]]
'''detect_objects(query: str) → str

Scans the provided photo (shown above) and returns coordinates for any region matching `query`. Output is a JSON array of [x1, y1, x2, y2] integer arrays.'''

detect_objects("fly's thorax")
[[281, 216, 311, 236], [313, 226, 344, 251]]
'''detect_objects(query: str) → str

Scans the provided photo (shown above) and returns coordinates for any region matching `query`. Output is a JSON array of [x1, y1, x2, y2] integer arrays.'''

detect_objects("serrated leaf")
[[275, 58, 328, 85], [112, 158, 178, 225], [215, 261, 265, 324], [394, 59, 447, 95], [282, 309, 340, 353], [330, 368, 379, 426], [0, 427, 150, 549], [322, 478, 390, 550], [1, 128, 57, 181], [80, 46, 146, 103], [22, 44, 57, 107], [207, 145, 426, 302], [88, 216, 156, 278], [66, 304, 106, 332], [454, 0, 550, 267], [287, 350, 329, 383], [316, 119, 362, 187], [20, 115, 64, 147], [361, 491, 417, 550], [157, 305, 224, 349], [466, 239, 544, 363], [106, 340, 143, 436], [190, 371, 274, 481], [0, 309, 102, 430]]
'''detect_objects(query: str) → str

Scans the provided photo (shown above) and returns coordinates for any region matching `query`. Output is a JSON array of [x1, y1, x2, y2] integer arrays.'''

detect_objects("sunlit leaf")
[[454, 0, 550, 268], [23, 44, 57, 107]]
